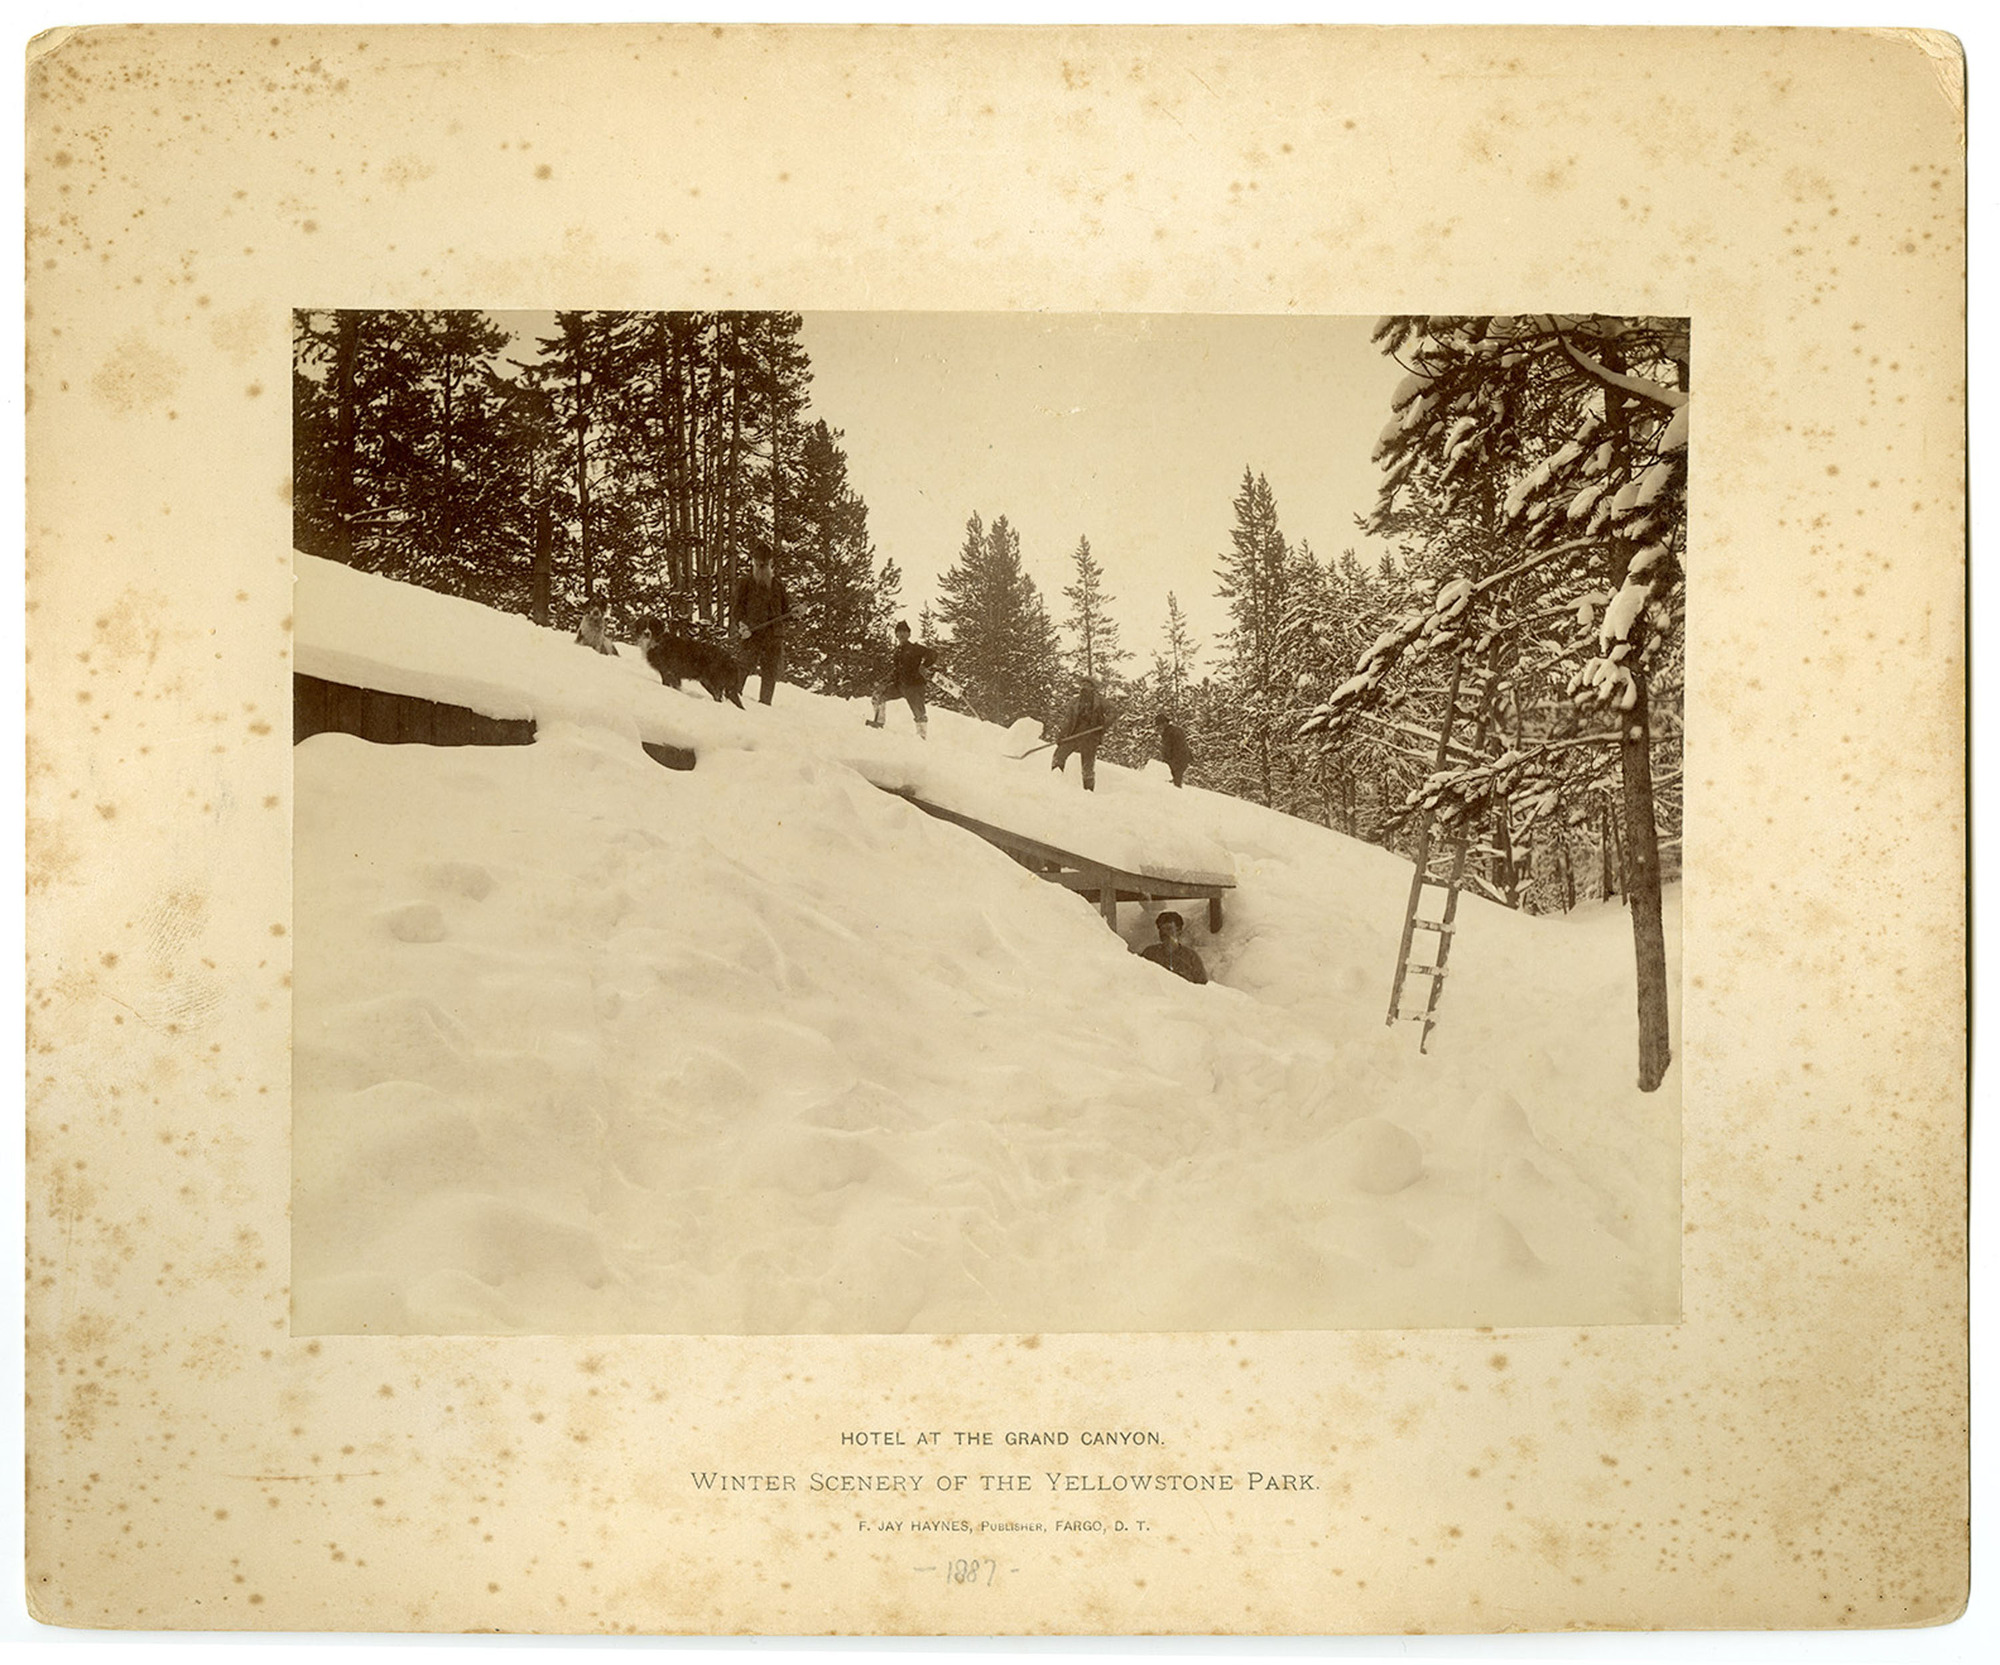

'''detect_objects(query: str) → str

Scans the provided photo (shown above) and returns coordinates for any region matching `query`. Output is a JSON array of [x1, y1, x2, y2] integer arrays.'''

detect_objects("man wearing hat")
[[1138, 910, 1208, 985], [732, 548, 790, 706], [866, 620, 936, 739]]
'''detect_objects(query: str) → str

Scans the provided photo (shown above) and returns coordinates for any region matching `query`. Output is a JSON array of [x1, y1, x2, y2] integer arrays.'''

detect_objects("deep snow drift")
[[292, 558, 1680, 1334]]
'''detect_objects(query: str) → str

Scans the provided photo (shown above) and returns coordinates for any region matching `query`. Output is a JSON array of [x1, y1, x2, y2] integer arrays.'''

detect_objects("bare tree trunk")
[[571, 316, 591, 608], [690, 315, 717, 620], [438, 338, 455, 573], [1604, 360, 1673, 1093], [531, 495, 553, 626], [1494, 797, 1520, 907], [1619, 671, 1673, 1089], [332, 311, 358, 567], [724, 315, 742, 611], [661, 316, 689, 594], [767, 316, 784, 572]]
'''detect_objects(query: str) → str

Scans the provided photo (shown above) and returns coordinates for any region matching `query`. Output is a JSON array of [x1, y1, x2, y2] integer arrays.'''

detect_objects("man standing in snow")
[[866, 620, 935, 739], [1155, 712, 1193, 788], [732, 549, 790, 706], [1051, 677, 1111, 791], [1138, 911, 1208, 985]]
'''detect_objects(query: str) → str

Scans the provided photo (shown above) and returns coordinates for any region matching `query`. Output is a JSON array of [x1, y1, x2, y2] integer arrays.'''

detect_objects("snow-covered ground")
[[293, 557, 1680, 1334]]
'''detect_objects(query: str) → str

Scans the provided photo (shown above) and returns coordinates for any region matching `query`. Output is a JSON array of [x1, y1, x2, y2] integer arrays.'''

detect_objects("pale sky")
[[796, 312, 1405, 666]]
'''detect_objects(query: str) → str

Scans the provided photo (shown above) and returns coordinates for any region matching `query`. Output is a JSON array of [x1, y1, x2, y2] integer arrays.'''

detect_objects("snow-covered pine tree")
[[1185, 674, 1230, 799], [531, 310, 604, 626], [1269, 539, 1337, 823], [294, 310, 535, 608], [783, 419, 886, 695], [758, 313, 814, 593], [1060, 535, 1132, 688], [1060, 534, 1143, 763], [1019, 582, 1064, 735], [296, 308, 887, 654], [1213, 469, 1295, 806], [1151, 592, 1200, 721], [1306, 549, 1396, 837], [934, 513, 1061, 726], [1309, 313, 1686, 1090], [295, 308, 406, 574], [872, 555, 903, 657]]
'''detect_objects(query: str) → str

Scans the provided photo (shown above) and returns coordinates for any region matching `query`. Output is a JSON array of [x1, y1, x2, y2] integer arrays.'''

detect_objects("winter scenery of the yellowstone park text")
[[291, 311, 1686, 1335]]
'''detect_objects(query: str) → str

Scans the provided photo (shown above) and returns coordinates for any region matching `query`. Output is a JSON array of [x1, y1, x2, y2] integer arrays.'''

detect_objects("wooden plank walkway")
[[887, 789, 1233, 931]]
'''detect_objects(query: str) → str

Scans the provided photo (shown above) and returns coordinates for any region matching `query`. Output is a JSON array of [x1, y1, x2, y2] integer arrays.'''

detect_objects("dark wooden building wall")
[[293, 673, 536, 748], [294, 673, 698, 771]]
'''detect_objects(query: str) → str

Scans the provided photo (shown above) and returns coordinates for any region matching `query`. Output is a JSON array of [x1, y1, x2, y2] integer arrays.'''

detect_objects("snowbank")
[[295, 554, 1231, 879], [293, 555, 1680, 1334]]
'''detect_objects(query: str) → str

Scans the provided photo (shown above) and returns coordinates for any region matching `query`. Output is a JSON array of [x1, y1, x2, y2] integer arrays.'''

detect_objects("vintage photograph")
[[290, 309, 1687, 1336], [28, 20, 1965, 1637]]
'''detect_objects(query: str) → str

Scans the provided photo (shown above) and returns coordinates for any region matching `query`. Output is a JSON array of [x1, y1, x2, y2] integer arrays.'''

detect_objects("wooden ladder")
[[1386, 654, 1501, 1054]]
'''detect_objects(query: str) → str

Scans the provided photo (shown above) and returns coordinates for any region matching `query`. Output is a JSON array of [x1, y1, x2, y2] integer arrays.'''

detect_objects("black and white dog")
[[634, 615, 746, 708]]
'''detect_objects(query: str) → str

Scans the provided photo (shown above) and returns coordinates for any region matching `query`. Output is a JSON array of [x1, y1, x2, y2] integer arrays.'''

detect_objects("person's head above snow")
[[1154, 911, 1184, 941]]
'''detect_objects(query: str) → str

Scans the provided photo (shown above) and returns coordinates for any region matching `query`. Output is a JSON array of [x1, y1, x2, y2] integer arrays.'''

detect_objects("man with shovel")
[[1050, 676, 1112, 792]]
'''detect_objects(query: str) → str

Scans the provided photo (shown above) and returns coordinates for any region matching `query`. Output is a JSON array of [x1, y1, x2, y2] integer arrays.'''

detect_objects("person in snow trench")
[[732, 548, 790, 706], [866, 620, 936, 739], [1051, 676, 1112, 791], [1138, 910, 1208, 985]]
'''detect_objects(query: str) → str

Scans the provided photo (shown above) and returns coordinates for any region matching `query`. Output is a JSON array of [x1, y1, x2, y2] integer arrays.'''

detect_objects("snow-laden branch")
[[1471, 535, 1611, 598], [1404, 730, 1624, 830], [1558, 338, 1688, 411]]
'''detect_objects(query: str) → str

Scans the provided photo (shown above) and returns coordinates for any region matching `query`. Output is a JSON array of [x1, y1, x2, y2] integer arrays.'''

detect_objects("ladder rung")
[[1412, 918, 1456, 933], [1407, 963, 1446, 978], [1395, 1011, 1434, 1023]]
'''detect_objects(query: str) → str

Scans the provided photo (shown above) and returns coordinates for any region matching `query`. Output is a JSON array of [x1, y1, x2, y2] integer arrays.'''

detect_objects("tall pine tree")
[[1060, 535, 1130, 689], [785, 420, 897, 696], [1213, 469, 1293, 805], [934, 513, 1060, 726]]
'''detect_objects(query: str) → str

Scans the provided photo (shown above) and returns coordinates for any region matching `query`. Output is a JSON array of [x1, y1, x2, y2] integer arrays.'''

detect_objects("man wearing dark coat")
[[866, 621, 936, 739], [1138, 911, 1209, 984], [732, 550, 790, 706], [1051, 677, 1111, 791], [1155, 713, 1193, 788]]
